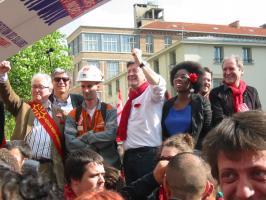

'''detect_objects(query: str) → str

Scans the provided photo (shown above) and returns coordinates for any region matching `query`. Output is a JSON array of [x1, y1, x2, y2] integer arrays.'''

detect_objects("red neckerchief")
[[226, 80, 247, 112], [159, 185, 167, 200], [117, 81, 149, 142], [64, 184, 77, 200]]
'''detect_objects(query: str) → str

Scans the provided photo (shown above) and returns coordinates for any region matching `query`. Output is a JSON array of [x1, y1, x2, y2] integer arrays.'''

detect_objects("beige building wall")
[[144, 39, 266, 108]]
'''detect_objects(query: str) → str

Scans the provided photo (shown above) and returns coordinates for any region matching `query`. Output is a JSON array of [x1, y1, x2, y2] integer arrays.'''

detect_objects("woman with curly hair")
[[161, 61, 212, 149]]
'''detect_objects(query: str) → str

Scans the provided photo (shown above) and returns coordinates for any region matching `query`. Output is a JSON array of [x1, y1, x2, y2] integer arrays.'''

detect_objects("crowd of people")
[[0, 48, 263, 200]]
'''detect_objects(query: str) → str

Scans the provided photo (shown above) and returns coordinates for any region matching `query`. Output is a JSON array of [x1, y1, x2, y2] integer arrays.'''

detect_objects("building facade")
[[67, 3, 266, 108]]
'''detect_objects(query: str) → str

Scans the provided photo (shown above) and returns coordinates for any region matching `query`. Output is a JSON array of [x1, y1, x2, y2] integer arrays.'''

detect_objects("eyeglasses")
[[53, 77, 70, 83], [32, 85, 49, 90]]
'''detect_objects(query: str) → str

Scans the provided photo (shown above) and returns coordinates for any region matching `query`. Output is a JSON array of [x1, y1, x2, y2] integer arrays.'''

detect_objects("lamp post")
[[46, 48, 54, 69]]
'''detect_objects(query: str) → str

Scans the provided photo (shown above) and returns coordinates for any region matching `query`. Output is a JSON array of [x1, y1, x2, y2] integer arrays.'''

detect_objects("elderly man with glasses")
[[0, 61, 65, 190], [50, 68, 83, 114]]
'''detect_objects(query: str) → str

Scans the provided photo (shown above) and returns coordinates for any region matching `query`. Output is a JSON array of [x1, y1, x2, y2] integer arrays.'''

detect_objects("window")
[[164, 36, 172, 48], [116, 79, 120, 92], [242, 47, 253, 64], [154, 60, 159, 73], [146, 35, 154, 53], [73, 37, 80, 55], [108, 84, 112, 96], [107, 61, 119, 79], [87, 61, 100, 69], [121, 35, 140, 52], [102, 34, 119, 52], [83, 33, 100, 51], [214, 47, 223, 63], [68, 42, 74, 55]]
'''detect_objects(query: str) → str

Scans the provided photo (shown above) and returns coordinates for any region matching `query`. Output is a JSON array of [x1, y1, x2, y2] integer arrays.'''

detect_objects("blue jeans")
[[123, 146, 159, 185]]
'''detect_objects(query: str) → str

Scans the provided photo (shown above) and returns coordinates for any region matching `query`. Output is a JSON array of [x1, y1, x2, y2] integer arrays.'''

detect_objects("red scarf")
[[117, 82, 149, 142], [226, 80, 247, 112], [64, 185, 77, 200], [158, 185, 167, 200]]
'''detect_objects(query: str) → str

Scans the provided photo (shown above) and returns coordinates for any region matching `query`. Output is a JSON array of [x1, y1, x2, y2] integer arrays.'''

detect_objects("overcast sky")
[[59, 0, 266, 36]]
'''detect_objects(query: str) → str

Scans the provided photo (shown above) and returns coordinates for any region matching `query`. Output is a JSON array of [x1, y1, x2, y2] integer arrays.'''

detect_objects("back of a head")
[[75, 190, 124, 200], [104, 165, 124, 191], [0, 148, 20, 173], [5, 140, 32, 159], [65, 149, 104, 184], [202, 110, 266, 179], [165, 152, 208, 200], [162, 133, 194, 153]]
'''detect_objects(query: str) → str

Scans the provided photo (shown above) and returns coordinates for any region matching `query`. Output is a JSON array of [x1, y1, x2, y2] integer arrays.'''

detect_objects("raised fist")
[[0, 61, 11, 74]]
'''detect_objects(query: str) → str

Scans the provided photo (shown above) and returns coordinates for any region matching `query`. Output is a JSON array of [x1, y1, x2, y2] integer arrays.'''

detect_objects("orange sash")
[[29, 101, 63, 158]]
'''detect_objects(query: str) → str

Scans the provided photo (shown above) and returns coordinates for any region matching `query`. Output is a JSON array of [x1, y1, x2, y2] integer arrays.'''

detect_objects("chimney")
[[229, 20, 240, 28]]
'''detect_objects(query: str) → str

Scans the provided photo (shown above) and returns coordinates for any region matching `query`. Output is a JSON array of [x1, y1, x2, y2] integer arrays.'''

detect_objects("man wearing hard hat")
[[64, 65, 121, 169]]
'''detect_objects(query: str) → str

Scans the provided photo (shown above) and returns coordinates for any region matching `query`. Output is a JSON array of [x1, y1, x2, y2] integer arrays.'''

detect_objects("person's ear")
[[96, 84, 101, 90], [201, 181, 214, 200]]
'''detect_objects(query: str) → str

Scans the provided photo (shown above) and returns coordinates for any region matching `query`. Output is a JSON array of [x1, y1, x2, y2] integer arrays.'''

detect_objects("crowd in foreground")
[[0, 47, 263, 200]]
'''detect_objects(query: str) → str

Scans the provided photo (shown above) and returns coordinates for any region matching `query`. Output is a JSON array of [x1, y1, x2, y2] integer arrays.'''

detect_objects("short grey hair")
[[51, 68, 70, 79], [31, 73, 52, 89], [222, 55, 244, 71]]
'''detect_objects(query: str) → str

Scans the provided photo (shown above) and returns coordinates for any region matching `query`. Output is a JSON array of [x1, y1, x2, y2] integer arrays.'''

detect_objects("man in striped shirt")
[[0, 61, 65, 189]]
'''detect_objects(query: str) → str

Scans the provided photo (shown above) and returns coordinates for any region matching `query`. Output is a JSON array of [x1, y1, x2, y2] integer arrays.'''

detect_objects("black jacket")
[[120, 172, 159, 200], [209, 84, 261, 127], [161, 94, 212, 149]]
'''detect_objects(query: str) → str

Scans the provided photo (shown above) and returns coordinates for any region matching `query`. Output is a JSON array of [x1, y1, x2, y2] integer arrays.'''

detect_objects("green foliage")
[[5, 112, 15, 140], [4, 31, 73, 138]]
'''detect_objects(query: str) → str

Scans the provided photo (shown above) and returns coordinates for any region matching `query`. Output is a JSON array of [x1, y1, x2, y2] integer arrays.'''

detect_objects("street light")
[[46, 48, 54, 69]]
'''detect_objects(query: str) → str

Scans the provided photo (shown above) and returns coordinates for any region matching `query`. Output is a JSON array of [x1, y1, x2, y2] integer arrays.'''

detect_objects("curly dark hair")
[[170, 61, 204, 93]]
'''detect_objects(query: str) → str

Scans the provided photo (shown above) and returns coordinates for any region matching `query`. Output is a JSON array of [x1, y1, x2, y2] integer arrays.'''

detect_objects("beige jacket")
[[0, 80, 65, 188]]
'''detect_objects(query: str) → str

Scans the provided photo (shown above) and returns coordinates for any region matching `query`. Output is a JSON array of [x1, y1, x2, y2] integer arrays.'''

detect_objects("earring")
[[190, 88, 195, 93]]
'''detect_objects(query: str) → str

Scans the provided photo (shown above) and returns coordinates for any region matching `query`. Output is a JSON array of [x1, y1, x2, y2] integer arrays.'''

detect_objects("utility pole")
[[46, 48, 54, 71]]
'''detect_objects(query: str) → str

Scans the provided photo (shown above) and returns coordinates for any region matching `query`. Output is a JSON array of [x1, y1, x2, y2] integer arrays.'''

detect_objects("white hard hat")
[[76, 65, 104, 82]]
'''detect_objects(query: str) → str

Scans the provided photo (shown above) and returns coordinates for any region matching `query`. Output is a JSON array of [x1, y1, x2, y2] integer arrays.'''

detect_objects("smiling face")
[[173, 69, 191, 93], [127, 63, 146, 89], [201, 71, 212, 96], [218, 150, 266, 200], [52, 72, 70, 96], [222, 58, 243, 87], [31, 78, 52, 103]]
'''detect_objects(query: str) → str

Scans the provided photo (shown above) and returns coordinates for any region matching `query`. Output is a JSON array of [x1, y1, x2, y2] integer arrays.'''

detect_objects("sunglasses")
[[53, 77, 70, 83]]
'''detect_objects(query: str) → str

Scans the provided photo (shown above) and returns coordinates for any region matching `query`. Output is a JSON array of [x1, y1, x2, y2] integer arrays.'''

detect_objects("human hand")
[[0, 61, 11, 74], [131, 48, 143, 66], [153, 160, 169, 184]]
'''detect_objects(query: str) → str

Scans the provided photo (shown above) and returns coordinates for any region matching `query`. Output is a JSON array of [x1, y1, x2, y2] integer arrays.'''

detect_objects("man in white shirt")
[[117, 48, 166, 184]]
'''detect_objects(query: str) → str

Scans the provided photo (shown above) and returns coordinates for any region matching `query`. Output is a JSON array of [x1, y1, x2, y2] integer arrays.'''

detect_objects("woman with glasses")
[[161, 61, 212, 150]]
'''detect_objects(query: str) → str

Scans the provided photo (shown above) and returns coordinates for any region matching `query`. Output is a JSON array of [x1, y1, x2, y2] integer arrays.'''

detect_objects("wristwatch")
[[139, 61, 147, 68]]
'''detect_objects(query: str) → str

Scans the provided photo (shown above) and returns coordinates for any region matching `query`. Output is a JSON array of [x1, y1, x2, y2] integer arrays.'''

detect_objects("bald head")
[[165, 153, 210, 200]]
